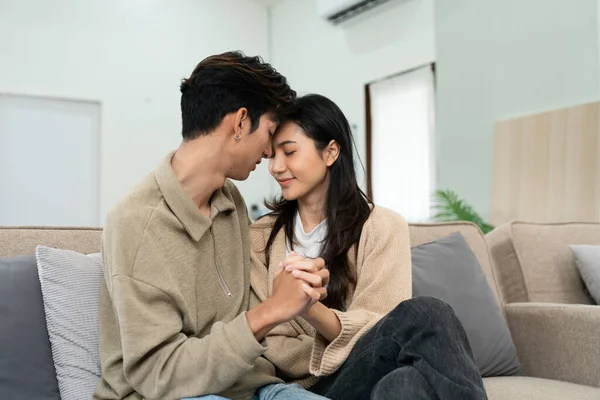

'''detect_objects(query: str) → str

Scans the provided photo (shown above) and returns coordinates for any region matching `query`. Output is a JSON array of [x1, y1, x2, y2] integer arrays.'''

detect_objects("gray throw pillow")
[[0, 254, 61, 400], [570, 245, 600, 304], [36, 246, 103, 400], [412, 232, 521, 377]]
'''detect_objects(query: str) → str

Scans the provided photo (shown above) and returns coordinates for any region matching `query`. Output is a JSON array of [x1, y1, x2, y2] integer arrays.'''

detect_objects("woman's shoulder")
[[250, 213, 277, 231], [364, 206, 409, 234], [249, 213, 278, 248]]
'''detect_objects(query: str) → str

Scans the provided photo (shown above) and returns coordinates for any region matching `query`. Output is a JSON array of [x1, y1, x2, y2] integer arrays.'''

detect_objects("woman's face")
[[269, 121, 338, 203]]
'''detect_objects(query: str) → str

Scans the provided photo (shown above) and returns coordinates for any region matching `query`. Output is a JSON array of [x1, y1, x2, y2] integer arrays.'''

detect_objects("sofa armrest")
[[505, 302, 600, 387]]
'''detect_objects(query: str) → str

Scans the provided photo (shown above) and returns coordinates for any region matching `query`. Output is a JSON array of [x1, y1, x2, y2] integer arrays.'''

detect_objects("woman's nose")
[[269, 154, 285, 174]]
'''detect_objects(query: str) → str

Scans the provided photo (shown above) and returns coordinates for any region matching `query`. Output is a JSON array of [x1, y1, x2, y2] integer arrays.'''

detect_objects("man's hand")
[[276, 252, 329, 301], [247, 268, 319, 340], [247, 252, 330, 341], [277, 253, 341, 342]]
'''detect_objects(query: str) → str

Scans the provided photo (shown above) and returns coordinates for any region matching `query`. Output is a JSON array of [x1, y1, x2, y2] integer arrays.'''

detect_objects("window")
[[367, 65, 436, 222]]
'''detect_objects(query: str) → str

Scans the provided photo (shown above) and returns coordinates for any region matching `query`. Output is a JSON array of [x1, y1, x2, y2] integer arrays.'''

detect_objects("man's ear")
[[233, 107, 249, 137], [325, 140, 340, 167]]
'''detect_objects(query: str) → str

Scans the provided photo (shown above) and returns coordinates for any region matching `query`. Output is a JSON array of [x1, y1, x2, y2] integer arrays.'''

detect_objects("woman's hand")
[[276, 252, 329, 301], [275, 252, 340, 341]]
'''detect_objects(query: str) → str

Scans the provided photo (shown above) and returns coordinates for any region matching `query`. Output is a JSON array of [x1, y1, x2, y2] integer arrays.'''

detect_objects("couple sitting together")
[[93, 51, 487, 400]]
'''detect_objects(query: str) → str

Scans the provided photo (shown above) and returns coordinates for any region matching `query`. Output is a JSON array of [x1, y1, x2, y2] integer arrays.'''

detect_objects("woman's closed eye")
[[285, 151, 296, 156]]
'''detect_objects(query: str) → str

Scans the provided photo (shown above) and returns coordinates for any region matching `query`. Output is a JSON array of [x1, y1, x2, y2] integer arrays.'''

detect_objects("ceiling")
[[252, 0, 287, 8]]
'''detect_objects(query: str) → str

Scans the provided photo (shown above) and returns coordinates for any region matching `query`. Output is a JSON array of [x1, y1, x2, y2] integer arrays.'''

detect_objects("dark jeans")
[[309, 297, 487, 400]]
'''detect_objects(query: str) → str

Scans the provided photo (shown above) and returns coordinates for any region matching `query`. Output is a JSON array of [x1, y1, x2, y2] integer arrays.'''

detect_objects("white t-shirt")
[[285, 212, 328, 259]]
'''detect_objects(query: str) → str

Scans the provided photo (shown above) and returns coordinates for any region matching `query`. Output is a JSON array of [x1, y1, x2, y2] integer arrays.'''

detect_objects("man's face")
[[228, 113, 277, 181]]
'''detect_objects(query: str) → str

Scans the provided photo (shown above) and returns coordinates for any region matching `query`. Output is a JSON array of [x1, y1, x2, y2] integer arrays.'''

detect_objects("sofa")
[[1, 222, 599, 400], [487, 222, 600, 389]]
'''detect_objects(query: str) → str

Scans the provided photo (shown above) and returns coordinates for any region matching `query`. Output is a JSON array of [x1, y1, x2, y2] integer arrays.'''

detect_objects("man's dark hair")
[[180, 51, 296, 140]]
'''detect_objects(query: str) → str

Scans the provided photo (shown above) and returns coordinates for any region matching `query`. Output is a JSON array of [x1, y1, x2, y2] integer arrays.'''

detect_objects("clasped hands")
[[271, 251, 329, 318]]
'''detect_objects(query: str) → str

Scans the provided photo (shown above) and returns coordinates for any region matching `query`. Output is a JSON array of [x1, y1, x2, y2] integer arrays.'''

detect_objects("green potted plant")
[[431, 189, 494, 234]]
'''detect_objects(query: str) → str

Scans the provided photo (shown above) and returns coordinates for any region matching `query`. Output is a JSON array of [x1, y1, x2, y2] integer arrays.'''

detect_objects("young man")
[[93, 52, 329, 400]]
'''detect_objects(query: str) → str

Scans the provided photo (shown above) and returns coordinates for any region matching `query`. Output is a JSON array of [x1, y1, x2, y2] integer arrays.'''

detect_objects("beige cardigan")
[[249, 206, 412, 387]]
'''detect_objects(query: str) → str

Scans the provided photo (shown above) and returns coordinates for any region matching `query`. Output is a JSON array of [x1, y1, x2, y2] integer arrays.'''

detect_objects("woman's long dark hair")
[[263, 94, 372, 311]]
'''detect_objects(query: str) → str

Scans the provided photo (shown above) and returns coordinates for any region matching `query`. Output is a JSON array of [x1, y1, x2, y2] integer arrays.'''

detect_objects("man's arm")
[[112, 274, 269, 399], [249, 260, 318, 381], [112, 267, 320, 399], [247, 300, 284, 341]]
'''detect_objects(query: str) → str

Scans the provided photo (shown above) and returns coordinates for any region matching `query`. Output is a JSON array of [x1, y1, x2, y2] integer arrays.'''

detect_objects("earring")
[[234, 132, 241, 141]]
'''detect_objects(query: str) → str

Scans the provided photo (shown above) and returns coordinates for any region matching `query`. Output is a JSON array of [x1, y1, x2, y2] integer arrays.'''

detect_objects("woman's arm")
[[301, 301, 341, 342], [296, 208, 412, 377]]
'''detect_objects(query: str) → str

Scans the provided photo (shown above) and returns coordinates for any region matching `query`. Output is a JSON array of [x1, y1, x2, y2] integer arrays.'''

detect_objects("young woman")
[[250, 94, 486, 400]]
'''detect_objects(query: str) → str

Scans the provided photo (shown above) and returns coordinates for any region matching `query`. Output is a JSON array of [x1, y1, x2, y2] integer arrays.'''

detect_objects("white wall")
[[0, 0, 272, 222], [435, 0, 600, 219], [5, 0, 595, 224], [271, 0, 600, 221], [270, 0, 436, 188]]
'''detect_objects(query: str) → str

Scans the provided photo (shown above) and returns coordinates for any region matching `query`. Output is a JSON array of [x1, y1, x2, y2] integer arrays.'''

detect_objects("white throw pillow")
[[36, 246, 103, 400], [570, 245, 600, 304]]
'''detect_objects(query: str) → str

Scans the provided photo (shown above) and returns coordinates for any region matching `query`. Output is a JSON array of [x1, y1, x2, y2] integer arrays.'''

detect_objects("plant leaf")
[[430, 189, 495, 233]]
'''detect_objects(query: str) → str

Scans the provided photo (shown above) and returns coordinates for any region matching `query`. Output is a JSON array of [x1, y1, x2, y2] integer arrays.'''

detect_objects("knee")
[[392, 296, 460, 326], [413, 296, 454, 314], [374, 297, 463, 340]]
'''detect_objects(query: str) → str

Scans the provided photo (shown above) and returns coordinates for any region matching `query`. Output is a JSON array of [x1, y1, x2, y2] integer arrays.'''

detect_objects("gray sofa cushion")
[[570, 245, 600, 304], [412, 232, 521, 377], [36, 246, 103, 400], [0, 254, 60, 400]]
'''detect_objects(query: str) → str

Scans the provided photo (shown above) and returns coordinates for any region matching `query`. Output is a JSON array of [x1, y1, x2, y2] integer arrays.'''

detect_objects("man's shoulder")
[[105, 172, 163, 229], [103, 173, 179, 276]]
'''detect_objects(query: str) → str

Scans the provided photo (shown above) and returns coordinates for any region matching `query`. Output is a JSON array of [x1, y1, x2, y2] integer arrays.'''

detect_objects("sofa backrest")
[[0, 222, 502, 307], [486, 222, 600, 305], [0, 227, 102, 258], [409, 221, 502, 308]]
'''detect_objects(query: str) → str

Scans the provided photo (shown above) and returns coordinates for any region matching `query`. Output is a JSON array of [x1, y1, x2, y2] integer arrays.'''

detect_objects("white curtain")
[[369, 66, 435, 222]]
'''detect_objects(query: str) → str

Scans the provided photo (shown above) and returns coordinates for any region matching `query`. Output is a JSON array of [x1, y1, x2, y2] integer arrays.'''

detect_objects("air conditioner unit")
[[317, 0, 393, 25]]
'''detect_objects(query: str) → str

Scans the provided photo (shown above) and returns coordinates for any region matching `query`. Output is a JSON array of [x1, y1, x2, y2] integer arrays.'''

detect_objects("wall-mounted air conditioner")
[[317, 0, 394, 25]]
